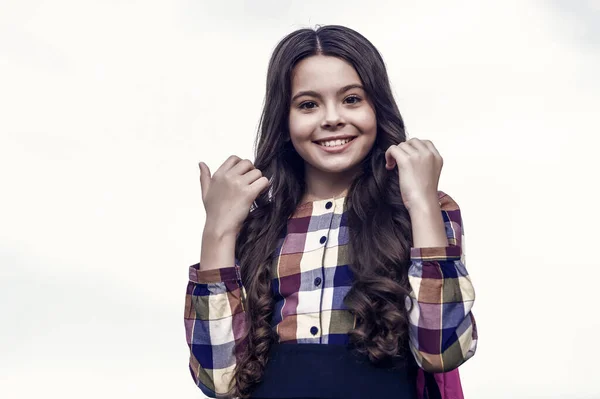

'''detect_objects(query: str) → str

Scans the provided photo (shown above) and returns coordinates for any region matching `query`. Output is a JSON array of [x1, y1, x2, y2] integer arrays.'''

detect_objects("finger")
[[215, 155, 242, 176], [385, 145, 409, 169], [240, 168, 264, 185], [422, 140, 442, 159], [406, 138, 428, 153], [384, 145, 396, 169], [249, 176, 270, 197], [199, 162, 212, 200], [399, 141, 418, 156], [230, 159, 256, 176]]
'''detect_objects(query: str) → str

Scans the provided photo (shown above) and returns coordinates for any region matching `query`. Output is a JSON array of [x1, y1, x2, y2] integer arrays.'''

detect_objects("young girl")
[[185, 25, 477, 399]]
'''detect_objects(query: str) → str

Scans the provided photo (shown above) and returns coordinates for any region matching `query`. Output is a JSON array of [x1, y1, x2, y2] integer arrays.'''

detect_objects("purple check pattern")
[[184, 191, 477, 398]]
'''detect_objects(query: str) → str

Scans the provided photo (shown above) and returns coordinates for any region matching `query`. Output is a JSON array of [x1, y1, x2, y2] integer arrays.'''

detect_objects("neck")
[[301, 163, 359, 203]]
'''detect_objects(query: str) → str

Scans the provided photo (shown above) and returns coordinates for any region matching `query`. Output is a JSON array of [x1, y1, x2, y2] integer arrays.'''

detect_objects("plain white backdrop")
[[1, 1, 599, 398]]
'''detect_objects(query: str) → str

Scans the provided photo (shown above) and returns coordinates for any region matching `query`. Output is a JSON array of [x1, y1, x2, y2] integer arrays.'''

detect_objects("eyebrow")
[[291, 84, 365, 102]]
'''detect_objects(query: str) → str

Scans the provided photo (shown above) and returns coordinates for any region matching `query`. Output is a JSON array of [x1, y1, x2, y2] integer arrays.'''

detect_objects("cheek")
[[289, 113, 319, 140], [351, 107, 377, 133]]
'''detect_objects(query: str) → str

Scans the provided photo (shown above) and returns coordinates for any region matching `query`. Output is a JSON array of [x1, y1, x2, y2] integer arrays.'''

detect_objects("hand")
[[199, 156, 270, 237], [384, 138, 443, 212]]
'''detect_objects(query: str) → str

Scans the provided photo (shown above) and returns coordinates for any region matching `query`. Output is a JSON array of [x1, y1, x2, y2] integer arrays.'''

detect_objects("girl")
[[185, 25, 477, 399]]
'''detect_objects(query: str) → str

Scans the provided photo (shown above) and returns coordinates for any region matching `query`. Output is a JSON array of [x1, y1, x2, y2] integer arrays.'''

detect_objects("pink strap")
[[416, 368, 464, 399]]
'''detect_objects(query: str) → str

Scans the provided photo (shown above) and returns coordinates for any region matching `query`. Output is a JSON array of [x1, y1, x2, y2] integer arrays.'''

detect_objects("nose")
[[321, 104, 345, 130]]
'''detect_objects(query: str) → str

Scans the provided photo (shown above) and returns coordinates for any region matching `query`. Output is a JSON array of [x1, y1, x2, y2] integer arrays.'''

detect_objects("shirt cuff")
[[410, 245, 462, 261], [188, 263, 241, 284]]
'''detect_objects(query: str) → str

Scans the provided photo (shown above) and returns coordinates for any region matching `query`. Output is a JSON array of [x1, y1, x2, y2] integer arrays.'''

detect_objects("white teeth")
[[318, 138, 352, 147]]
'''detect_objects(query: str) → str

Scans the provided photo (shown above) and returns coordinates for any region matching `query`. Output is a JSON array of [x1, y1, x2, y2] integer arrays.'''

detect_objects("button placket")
[[312, 199, 335, 342]]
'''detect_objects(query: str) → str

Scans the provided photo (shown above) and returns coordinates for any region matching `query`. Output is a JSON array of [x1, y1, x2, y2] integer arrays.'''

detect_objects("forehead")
[[291, 55, 362, 92]]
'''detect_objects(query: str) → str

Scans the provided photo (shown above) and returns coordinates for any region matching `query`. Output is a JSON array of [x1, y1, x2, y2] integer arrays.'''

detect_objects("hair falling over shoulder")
[[229, 25, 413, 399]]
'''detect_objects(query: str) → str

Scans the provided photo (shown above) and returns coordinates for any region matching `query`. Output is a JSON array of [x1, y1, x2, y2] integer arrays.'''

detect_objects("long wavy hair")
[[231, 25, 413, 398]]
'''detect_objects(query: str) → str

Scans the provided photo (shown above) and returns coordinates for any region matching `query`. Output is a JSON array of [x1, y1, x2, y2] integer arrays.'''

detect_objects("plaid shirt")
[[184, 191, 477, 398]]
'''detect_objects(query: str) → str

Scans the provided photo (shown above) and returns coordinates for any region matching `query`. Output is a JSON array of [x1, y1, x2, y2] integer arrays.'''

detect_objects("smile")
[[313, 137, 356, 153], [314, 137, 356, 147]]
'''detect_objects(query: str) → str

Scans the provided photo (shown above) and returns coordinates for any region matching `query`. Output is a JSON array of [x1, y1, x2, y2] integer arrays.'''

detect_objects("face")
[[288, 55, 377, 179]]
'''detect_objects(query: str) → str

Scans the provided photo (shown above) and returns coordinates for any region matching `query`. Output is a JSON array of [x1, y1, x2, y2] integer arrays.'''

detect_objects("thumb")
[[384, 147, 396, 170], [198, 162, 211, 200]]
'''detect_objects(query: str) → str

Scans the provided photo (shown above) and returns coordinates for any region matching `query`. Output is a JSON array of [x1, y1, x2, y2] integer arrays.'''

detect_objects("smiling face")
[[288, 55, 377, 188]]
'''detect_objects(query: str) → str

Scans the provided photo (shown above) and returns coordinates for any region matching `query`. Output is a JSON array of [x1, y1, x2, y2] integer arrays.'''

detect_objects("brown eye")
[[299, 101, 317, 110], [344, 95, 361, 104]]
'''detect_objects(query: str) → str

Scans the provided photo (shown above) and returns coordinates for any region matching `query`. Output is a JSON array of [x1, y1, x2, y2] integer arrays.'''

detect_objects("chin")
[[312, 161, 360, 174]]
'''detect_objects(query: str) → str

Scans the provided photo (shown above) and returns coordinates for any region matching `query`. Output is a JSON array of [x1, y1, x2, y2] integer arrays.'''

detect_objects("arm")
[[184, 229, 247, 397], [406, 191, 477, 373], [188, 156, 268, 396]]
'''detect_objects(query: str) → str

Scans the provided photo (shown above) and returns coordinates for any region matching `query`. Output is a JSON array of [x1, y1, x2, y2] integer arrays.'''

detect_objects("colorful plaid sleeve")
[[406, 192, 478, 373], [184, 263, 248, 398]]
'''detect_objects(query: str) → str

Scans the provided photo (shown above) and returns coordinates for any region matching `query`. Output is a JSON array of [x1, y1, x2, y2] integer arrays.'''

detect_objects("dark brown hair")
[[231, 25, 413, 398]]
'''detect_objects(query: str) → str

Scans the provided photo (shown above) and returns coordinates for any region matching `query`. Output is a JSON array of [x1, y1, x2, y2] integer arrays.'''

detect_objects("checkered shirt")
[[184, 191, 477, 397]]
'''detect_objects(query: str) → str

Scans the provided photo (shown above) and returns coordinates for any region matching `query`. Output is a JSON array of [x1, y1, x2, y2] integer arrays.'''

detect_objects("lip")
[[313, 135, 357, 143], [314, 137, 356, 154]]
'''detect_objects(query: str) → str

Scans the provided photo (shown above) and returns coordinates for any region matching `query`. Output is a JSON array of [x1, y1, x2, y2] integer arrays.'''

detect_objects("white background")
[[1, 1, 599, 398]]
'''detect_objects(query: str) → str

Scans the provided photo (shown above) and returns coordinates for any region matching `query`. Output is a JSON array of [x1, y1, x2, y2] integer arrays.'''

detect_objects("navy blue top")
[[250, 343, 418, 399]]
